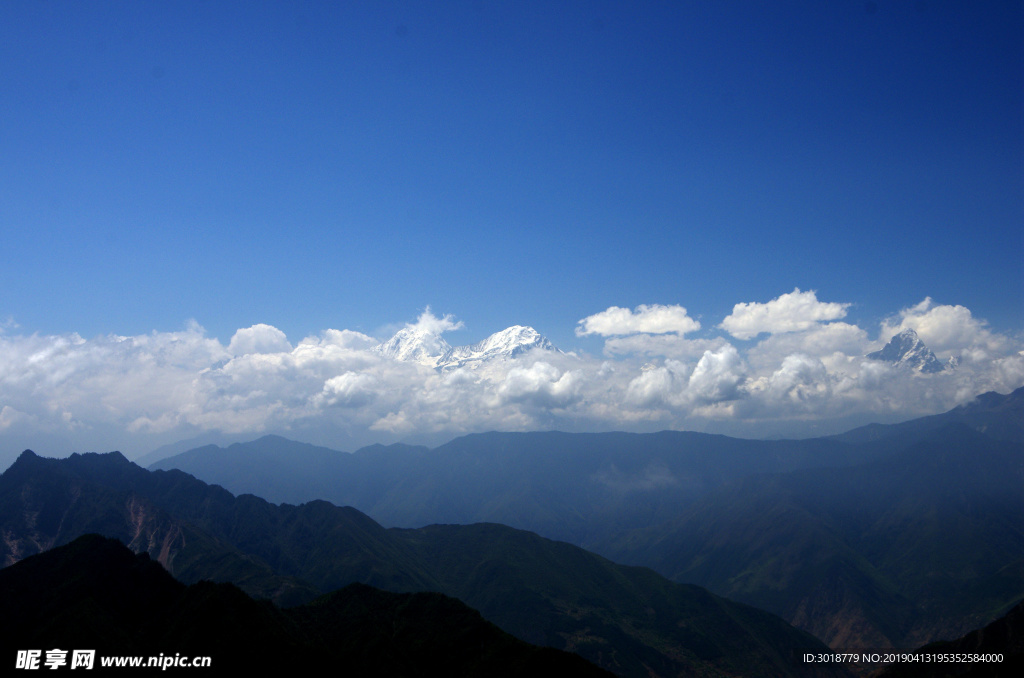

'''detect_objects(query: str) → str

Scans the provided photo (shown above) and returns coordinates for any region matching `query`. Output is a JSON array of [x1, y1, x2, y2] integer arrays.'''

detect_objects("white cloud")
[[496, 362, 581, 407], [304, 329, 378, 351], [880, 298, 1010, 359], [0, 405, 34, 431], [408, 307, 464, 335], [576, 304, 700, 337], [0, 299, 1021, 464], [603, 334, 728, 359], [745, 322, 870, 374], [625, 360, 689, 408], [317, 372, 380, 408], [687, 345, 745, 403], [764, 354, 830, 406], [753, 322, 868, 358], [720, 288, 850, 340], [228, 324, 293, 356]]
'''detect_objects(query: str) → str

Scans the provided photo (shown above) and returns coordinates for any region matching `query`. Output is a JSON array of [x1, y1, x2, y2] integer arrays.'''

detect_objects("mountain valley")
[[0, 448, 844, 677]]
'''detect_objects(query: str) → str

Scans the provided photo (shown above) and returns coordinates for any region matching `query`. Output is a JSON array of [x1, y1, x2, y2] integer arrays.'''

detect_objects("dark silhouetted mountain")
[[866, 329, 950, 373], [0, 448, 319, 606], [875, 599, 1023, 678], [0, 452, 847, 678], [0, 535, 610, 676]]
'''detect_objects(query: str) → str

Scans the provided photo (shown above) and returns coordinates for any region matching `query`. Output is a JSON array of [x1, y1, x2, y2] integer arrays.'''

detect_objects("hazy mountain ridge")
[[833, 386, 1024, 445], [151, 430, 873, 544], [600, 424, 1024, 649], [146, 387, 1024, 653], [151, 388, 1024, 522], [0, 451, 845, 678]]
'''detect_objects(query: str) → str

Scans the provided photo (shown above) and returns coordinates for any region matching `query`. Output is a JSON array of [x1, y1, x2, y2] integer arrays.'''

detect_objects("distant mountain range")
[[147, 387, 1024, 652], [866, 328, 956, 373], [0, 449, 845, 678], [831, 386, 1024, 446], [373, 324, 558, 369]]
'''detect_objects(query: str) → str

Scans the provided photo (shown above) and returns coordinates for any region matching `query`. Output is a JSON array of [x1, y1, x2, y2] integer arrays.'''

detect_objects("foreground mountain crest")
[[0, 535, 610, 676]]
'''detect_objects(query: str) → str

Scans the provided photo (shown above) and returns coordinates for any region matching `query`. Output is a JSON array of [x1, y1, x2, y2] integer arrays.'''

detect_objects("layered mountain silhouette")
[[0, 534, 611, 676], [0, 450, 846, 678], [147, 388, 1024, 653]]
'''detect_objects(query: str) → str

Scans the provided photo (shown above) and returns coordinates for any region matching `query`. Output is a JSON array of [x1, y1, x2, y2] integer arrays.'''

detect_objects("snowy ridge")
[[373, 325, 558, 369], [373, 327, 453, 366], [866, 328, 955, 373], [441, 326, 557, 369]]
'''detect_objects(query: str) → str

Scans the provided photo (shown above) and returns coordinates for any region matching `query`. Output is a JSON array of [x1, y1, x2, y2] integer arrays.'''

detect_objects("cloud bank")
[[1, 298, 1021, 462]]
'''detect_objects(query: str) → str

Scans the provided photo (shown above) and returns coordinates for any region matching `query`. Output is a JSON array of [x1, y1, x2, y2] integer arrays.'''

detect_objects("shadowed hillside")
[[0, 535, 611, 676]]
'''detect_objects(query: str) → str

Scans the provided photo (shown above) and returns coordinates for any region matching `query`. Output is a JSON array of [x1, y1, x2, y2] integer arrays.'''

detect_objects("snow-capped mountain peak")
[[373, 327, 453, 367], [374, 324, 558, 370], [441, 325, 557, 369], [866, 328, 950, 373]]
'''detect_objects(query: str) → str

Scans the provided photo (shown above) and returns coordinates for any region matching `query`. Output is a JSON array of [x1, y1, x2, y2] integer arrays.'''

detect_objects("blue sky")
[[0, 2, 1021, 459]]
